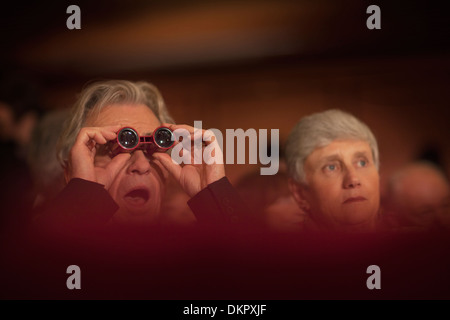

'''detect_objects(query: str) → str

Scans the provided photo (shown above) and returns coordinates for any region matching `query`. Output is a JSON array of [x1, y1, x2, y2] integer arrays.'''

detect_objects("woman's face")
[[87, 103, 166, 224], [295, 139, 380, 231]]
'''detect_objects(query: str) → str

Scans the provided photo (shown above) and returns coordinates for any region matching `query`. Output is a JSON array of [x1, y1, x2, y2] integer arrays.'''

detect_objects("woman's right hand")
[[64, 125, 131, 189]]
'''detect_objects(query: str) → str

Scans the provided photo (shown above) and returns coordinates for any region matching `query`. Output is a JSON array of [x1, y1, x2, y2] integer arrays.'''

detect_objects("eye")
[[96, 142, 120, 159], [323, 163, 339, 173], [357, 159, 368, 167]]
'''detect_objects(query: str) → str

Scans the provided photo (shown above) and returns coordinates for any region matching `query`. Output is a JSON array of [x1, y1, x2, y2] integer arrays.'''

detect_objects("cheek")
[[152, 176, 163, 196], [150, 161, 168, 184], [145, 171, 165, 200], [363, 171, 380, 197], [308, 178, 342, 205], [94, 155, 112, 168], [106, 170, 126, 199]]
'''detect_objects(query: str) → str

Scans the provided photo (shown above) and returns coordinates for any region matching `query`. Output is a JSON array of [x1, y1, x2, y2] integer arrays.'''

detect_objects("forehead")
[[86, 104, 161, 134], [306, 139, 372, 164]]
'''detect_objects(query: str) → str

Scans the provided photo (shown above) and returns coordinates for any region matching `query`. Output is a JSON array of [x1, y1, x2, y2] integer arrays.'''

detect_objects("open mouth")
[[124, 188, 150, 206]]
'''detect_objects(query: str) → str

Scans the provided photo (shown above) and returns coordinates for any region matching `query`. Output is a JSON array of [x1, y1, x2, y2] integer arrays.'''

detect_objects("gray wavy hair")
[[285, 109, 379, 184], [57, 79, 175, 167]]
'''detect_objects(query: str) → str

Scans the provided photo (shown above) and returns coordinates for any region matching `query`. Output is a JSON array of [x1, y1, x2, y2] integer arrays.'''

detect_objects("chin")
[[338, 206, 378, 227], [113, 203, 161, 225]]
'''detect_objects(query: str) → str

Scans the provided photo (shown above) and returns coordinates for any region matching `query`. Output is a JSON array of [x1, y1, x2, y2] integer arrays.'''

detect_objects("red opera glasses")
[[109, 126, 175, 156]]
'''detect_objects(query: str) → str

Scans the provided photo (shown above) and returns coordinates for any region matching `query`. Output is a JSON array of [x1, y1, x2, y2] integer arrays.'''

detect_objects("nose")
[[126, 150, 151, 175], [343, 167, 361, 189]]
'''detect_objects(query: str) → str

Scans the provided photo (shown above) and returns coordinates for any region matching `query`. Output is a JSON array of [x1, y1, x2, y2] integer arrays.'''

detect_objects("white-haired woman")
[[285, 109, 381, 232], [36, 80, 244, 228]]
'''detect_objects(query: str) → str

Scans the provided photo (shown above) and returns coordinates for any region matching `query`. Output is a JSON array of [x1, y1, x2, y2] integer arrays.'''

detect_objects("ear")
[[63, 165, 71, 184], [288, 178, 310, 213]]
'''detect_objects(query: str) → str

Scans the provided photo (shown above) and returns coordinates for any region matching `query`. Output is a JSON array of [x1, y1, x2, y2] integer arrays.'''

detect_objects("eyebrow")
[[313, 155, 341, 170], [318, 151, 370, 163], [354, 151, 370, 159], [321, 154, 340, 163]]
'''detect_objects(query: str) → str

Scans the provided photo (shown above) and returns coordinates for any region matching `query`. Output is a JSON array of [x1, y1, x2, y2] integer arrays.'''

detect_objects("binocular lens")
[[118, 128, 139, 149], [115, 126, 174, 153], [154, 127, 174, 148]]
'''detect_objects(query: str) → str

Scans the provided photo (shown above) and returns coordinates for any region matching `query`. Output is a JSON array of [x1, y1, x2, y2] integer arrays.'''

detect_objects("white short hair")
[[285, 109, 380, 184], [57, 80, 174, 167]]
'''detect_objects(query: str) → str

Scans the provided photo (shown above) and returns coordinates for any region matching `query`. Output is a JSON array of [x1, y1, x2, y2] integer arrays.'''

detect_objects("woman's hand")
[[64, 125, 131, 189], [152, 123, 225, 197]]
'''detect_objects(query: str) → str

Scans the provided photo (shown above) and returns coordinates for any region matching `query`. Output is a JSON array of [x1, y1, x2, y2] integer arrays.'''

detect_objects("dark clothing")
[[2, 178, 450, 300], [187, 176, 247, 224], [34, 176, 248, 229], [33, 178, 118, 227]]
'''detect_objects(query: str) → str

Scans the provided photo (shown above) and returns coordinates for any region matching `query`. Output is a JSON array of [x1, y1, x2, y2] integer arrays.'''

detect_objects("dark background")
[[1, 0, 449, 192], [1, 0, 450, 302]]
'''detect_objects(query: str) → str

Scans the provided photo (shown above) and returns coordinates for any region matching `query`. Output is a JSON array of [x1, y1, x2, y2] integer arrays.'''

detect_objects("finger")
[[152, 153, 182, 180], [106, 152, 131, 175], [99, 125, 123, 141], [95, 153, 131, 188], [77, 126, 121, 146], [203, 129, 222, 148], [204, 162, 226, 184], [149, 158, 169, 182], [162, 123, 206, 135], [167, 124, 221, 150], [171, 129, 206, 150]]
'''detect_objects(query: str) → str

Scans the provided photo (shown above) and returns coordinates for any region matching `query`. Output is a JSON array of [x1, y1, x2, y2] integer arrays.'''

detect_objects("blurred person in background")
[[383, 161, 450, 233], [26, 108, 70, 212], [235, 155, 305, 231], [0, 70, 44, 231]]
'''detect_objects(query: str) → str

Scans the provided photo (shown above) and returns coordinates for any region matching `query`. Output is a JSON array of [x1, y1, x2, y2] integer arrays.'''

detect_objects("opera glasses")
[[109, 126, 175, 156]]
